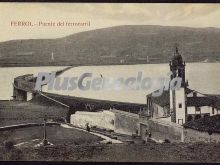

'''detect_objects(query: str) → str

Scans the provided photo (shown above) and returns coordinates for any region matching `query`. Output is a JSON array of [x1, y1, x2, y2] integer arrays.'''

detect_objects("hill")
[[0, 25, 220, 66]]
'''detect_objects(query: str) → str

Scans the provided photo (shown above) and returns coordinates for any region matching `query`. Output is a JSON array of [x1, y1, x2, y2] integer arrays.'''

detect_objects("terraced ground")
[[0, 101, 219, 162], [0, 101, 68, 126], [0, 125, 103, 147], [0, 141, 219, 162], [0, 101, 103, 161]]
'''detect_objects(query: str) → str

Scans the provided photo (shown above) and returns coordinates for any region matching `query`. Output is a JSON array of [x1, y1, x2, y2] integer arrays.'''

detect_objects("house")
[[146, 47, 220, 125]]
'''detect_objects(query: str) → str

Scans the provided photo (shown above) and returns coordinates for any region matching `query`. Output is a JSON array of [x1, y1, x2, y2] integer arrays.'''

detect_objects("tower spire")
[[170, 44, 187, 87]]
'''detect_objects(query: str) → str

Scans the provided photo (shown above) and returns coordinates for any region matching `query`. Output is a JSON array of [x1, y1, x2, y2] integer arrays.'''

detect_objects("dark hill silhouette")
[[0, 25, 220, 66]]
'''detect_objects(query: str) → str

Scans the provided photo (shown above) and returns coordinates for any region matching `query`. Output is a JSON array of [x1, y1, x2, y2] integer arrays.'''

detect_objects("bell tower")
[[169, 45, 188, 124], [169, 46, 187, 86]]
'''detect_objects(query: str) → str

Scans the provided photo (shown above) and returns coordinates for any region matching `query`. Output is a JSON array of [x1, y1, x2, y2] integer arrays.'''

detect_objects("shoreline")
[[0, 61, 219, 68]]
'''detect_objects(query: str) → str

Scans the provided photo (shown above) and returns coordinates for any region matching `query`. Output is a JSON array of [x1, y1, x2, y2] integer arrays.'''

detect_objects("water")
[[0, 66, 67, 100], [0, 63, 220, 103]]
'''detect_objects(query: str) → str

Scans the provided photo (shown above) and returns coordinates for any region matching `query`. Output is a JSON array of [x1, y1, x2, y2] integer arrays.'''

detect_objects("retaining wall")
[[139, 118, 220, 143], [0, 122, 60, 131], [142, 119, 184, 143], [184, 128, 220, 143], [70, 110, 139, 135], [113, 110, 139, 135], [70, 111, 115, 130]]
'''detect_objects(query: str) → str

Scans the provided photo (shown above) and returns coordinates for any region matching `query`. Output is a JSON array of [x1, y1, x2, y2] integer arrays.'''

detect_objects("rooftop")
[[147, 87, 220, 109], [148, 90, 170, 108], [147, 87, 193, 108]]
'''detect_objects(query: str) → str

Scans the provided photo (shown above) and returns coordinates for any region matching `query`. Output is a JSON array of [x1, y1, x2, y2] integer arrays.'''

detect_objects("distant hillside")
[[0, 25, 220, 66]]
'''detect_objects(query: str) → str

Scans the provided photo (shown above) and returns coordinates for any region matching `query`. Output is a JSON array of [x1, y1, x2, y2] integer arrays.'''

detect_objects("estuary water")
[[0, 63, 219, 104]]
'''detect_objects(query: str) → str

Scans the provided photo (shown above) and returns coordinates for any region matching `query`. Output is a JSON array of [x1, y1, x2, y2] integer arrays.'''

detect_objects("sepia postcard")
[[0, 2, 220, 163]]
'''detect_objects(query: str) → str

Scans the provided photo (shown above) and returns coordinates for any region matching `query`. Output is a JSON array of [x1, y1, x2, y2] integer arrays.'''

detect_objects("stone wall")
[[184, 128, 220, 143], [13, 88, 27, 101], [70, 110, 140, 135], [113, 110, 139, 135], [70, 111, 115, 130], [141, 118, 184, 143], [139, 118, 220, 143]]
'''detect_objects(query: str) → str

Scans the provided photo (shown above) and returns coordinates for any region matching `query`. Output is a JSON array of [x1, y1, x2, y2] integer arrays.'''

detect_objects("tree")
[[66, 102, 85, 123]]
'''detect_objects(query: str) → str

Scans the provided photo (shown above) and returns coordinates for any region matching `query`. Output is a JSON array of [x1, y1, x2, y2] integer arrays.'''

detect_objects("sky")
[[0, 3, 220, 42]]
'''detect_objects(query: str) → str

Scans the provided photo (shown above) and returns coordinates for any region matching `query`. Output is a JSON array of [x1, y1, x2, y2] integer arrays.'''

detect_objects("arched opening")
[[187, 115, 193, 122], [194, 115, 201, 120]]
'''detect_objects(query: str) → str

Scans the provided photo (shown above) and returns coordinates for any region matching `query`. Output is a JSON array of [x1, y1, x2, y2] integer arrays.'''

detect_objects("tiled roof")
[[147, 87, 193, 108], [186, 97, 214, 107], [185, 87, 194, 94], [148, 89, 170, 107], [147, 87, 220, 109], [205, 95, 220, 109]]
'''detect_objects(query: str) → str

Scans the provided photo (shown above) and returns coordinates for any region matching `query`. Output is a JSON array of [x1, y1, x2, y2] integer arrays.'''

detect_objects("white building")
[[146, 47, 220, 125]]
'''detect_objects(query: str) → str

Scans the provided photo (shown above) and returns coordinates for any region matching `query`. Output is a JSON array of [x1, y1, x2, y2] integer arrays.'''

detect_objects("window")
[[178, 103, 182, 108], [196, 107, 201, 112], [212, 107, 215, 114]]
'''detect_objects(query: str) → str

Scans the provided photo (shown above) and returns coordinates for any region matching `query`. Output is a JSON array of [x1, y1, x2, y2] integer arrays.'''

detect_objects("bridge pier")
[[13, 74, 35, 101], [13, 88, 33, 101]]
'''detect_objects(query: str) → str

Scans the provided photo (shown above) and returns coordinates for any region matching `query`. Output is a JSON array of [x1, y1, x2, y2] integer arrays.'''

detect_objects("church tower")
[[169, 46, 188, 124], [169, 46, 187, 86]]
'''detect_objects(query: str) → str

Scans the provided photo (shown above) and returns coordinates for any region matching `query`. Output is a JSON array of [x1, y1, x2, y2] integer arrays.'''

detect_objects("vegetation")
[[0, 142, 219, 162], [184, 115, 220, 133], [1, 25, 220, 67], [0, 101, 68, 127]]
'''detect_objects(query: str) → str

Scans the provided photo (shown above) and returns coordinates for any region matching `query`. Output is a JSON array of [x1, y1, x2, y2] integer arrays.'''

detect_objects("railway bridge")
[[12, 67, 146, 115]]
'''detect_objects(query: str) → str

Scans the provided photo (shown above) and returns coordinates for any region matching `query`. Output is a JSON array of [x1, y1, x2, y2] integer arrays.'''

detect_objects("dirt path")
[[60, 124, 123, 144]]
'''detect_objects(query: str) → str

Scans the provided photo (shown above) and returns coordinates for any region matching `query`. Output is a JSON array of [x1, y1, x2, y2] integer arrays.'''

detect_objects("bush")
[[52, 117, 66, 123], [164, 139, 171, 143], [2, 148, 23, 160]]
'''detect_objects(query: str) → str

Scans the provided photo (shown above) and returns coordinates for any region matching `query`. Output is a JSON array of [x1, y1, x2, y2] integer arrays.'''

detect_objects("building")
[[70, 109, 139, 135], [146, 47, 220, 125]]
